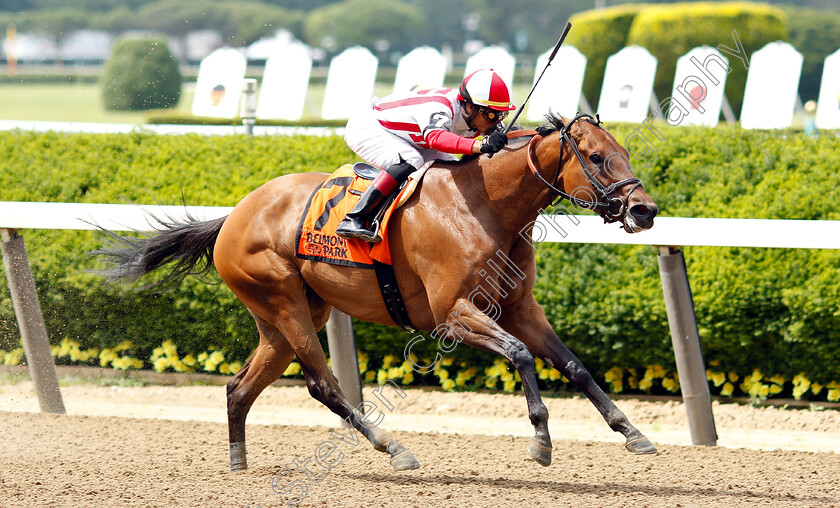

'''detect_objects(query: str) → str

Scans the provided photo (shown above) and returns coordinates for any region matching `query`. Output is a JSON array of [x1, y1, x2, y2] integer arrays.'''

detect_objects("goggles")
[[478, 107, 508, 122]]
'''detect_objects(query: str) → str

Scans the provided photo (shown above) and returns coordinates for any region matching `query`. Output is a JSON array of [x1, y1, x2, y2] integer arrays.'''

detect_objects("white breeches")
[[344, 107, 458, 171]]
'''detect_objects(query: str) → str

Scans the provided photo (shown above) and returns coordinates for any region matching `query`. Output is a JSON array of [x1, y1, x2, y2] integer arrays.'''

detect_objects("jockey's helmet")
[[457, 69, 516, 112]]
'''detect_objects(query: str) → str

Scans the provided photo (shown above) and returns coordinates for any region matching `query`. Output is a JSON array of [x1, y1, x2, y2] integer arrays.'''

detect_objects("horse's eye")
[[589, 153, 603, 164]]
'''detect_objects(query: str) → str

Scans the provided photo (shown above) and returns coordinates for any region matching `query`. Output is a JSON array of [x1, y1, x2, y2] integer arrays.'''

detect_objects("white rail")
[[4, 201, 840, 445]]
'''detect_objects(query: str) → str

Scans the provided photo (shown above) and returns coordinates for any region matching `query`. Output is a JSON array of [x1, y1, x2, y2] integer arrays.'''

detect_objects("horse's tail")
[[91, 213, 227, 288]]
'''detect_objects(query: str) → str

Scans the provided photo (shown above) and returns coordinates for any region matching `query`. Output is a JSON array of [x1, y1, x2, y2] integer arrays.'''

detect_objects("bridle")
[[524, 113, 643, 224]]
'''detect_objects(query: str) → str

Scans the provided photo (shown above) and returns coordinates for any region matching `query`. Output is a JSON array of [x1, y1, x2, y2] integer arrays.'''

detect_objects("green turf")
[[0, 83, 195, 124], [0, 82, 535, 124]]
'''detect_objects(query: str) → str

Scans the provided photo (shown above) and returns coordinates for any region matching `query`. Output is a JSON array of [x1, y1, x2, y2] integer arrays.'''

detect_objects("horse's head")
[[529, 113, 658, 233]]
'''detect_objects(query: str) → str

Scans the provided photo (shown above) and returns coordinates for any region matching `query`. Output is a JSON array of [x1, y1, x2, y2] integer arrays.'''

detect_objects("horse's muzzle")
[[623, 199, 658, 233]]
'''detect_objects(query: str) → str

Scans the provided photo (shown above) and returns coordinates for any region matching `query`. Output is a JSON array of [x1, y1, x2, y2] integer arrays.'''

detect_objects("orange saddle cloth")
[[295, 164, 418, 268]]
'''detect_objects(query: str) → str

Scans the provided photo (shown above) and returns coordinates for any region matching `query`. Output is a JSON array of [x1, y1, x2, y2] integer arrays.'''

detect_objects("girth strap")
[[373, 260, 416, 333]]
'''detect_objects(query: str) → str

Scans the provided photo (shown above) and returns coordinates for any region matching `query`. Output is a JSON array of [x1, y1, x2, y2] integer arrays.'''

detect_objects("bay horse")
[[95, 113, 659, 472]]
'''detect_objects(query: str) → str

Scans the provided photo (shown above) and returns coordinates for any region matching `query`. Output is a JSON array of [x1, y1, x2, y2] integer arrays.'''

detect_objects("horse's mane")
[[446, 112, 601, 167], [535, 112, 602, 137]]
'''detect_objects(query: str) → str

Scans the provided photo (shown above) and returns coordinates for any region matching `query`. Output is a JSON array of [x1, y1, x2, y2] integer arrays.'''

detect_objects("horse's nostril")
[[630, 204, 654, 221]]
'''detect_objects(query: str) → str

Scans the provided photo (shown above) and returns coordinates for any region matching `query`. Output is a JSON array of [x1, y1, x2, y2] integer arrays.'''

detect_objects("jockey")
[[336, 68, 516, 242]]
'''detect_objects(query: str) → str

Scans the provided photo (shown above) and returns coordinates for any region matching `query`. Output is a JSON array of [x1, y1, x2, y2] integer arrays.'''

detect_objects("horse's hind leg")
[[265, 275, 420, 471], [227, 313, 296, 471]]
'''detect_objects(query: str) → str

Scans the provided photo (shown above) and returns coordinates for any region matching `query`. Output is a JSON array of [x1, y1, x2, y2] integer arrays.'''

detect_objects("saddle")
[[295, 162, 429, 267], [294, 162, 432, 332]]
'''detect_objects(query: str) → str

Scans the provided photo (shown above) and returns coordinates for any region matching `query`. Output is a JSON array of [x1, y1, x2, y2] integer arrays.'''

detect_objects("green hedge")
[[626, 2, 788, 118], [2, 126, 840, 401], [100, 38, 182, 111], [569, 2, 788, 120]]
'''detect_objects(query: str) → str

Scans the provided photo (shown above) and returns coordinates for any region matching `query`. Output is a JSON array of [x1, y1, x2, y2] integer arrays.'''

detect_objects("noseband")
[[526, 113, 643, 223]]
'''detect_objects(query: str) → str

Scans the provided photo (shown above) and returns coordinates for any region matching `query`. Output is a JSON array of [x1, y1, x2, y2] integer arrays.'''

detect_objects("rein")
[[519, 114, 642, 223]]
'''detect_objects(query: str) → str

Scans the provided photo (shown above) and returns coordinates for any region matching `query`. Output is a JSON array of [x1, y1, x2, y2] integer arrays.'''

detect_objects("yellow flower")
[[364, 370, 376, 383], [503, 379, 517, 393], [436, 368, 450, 381], [57, 338, 74, 357], [768, 384, 783, 395], [173, 360, 195, 373], [605, 366, 624, 393], [792, 373, 811, 400], [197, 352, 208, 362], [153, 357, 171, 372], [283, 362, 301, 376], [535, 357, 545, 371], [3, 348, 24, 366], [720, 382, 734, 397], [627, 375, 639, 390], [643, 365, 666, 381], [661, 376, 680, 393], [357, 352, 369, 373], [768, 374, 785, 385], [639, 378, 653, 391], [228, 361, 242, 374], [441, 378, 456, 391], [112, 356, 141, 370], [811, 382, 823, 396], [455, 367, 476, 387], [402, 370, 414, 385], [219, 363, 232, 375], [162, 340, 178, 358], [727, 372, 739, 383], [113, 340, 132, 352], [182, 354, 197, 367], [99, 349, 117, 368], [827, 388, 840, 402], [440, 356, 455, 367], [711, 372, 725, 386], [484, 376, 497, 389], [548, 369, 562, 381], [382, 354, 398, 369]]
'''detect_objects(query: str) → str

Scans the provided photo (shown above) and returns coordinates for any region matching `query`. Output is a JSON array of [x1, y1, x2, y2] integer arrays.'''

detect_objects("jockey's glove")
[[480, 130, 508, 154]]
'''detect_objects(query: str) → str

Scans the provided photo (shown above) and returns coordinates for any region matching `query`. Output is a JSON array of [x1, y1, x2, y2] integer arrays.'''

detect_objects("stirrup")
[[336, 218, 382, 243]]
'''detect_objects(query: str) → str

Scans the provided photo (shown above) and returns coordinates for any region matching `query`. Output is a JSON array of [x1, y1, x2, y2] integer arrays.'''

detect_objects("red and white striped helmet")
[[458, 68, 516, 111]]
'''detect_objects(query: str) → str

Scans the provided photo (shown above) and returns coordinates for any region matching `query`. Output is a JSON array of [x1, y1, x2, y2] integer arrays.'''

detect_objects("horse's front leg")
[[499, 295, 657, 455], [444, 298, 552, 466]]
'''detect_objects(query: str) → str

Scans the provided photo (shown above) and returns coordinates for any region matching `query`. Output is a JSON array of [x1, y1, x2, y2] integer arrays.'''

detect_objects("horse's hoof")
[[390, 450, 421, 471], [528, 439, 552, 466], [625, 436, 657, 455]]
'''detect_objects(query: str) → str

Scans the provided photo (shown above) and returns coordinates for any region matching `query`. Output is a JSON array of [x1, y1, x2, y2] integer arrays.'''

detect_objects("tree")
[[100, 38, 181, 111], [303, 0, 425, 53]]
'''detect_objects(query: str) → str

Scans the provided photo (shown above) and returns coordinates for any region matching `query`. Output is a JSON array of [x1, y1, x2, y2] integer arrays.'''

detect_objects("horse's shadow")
[[336, 471, 831, 504]]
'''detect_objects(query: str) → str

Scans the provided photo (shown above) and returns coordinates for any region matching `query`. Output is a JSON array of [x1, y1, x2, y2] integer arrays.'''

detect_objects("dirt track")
[[1, 381, 839, 507]]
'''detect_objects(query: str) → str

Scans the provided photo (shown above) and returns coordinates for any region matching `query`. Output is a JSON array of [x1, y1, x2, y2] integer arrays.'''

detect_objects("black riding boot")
[[336, 160, 415, 242], [335, 185, 389, 242]]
